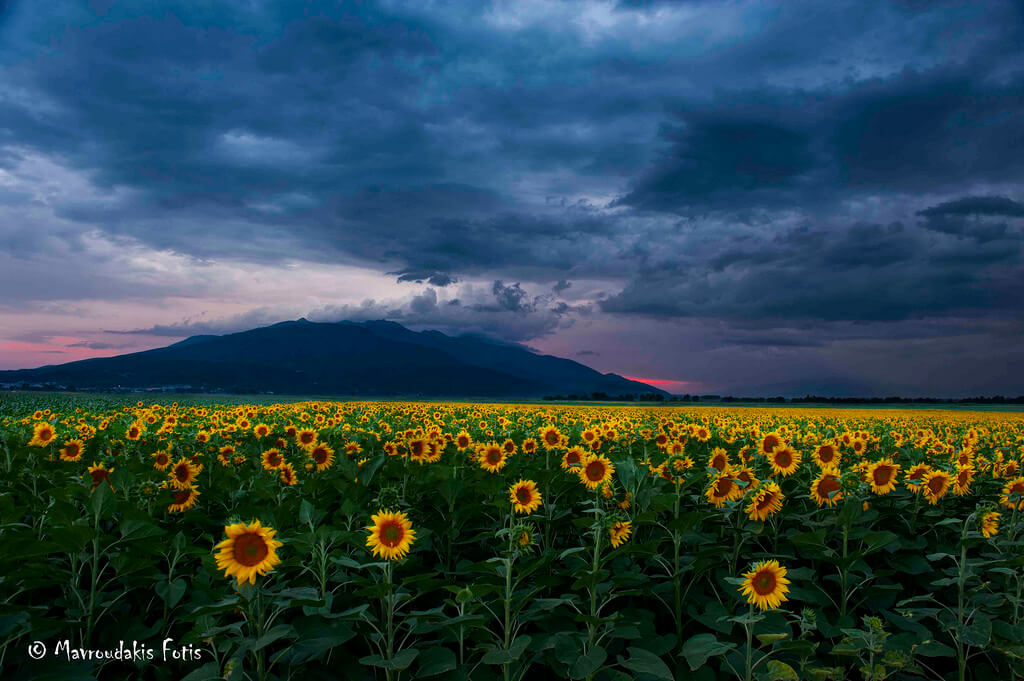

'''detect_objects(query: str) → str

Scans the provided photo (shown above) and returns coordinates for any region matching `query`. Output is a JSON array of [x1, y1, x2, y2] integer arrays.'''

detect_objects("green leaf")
[[360, 649, 419, 670], [682, 633, 736, 671], [765, 660, 799, 681], [619, 647, 673, 681], [757, 633, 789, 645], [87, 482, 112, 519], [179, 663, 222, 681], [569, 645, 606, 679], [250, 624, 296, 651], [417, 646, 457, 677], [915, 640, 955, 657], [155, 578, 186, 609], [963, 614, 992, 647]]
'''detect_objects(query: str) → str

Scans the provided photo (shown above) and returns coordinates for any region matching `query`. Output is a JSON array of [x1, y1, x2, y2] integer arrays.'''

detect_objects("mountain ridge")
[[0, 320, 668, 397]]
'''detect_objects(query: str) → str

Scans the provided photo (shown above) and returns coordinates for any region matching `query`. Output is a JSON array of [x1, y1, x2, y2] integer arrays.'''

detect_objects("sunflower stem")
[[85, 502, 101, 645], [744, 602, 754, 681], [503, 510, 514, 681], [383, 560, 395, 681], [839, 520, 849, 618]]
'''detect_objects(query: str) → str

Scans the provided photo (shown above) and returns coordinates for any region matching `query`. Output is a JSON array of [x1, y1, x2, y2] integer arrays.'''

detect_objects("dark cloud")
[[2, 0, 1024, 392], [65, 340, 133, 349], [392, 269, 459, 287], [918, 196, 1024, 219]]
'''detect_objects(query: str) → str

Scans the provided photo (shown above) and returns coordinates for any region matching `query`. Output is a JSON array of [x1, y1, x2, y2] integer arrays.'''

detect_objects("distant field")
[[2, 394, 1024, 680]]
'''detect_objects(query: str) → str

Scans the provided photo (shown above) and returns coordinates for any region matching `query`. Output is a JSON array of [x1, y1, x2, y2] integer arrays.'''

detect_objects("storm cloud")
[[1, 0, 1022, 394]]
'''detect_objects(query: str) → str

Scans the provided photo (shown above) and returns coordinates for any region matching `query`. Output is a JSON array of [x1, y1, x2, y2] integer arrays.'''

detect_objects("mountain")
[[0, 319, 668, 397]]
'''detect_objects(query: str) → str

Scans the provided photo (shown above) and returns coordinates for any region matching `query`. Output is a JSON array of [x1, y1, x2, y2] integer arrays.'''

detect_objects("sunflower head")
[[214, 520, 283, 585], [366, 510, 416, 561], [608, 520, 633, 549], [739, 559, 791, 611], [509, 479, 542, 515], [578, 454, 615, 490]]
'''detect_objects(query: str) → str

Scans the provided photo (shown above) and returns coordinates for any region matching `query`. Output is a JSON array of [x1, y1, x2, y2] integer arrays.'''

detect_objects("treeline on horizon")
[[543, 392, 1024, 404]]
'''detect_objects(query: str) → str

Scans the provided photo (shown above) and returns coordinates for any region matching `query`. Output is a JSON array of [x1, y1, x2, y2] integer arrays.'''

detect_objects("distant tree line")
[[543, 393, 1024, 404]]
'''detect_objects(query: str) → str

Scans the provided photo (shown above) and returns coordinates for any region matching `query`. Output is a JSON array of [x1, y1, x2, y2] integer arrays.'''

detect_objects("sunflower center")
[[753, 570, 777, 595], [175, 464, 190, 481], [818, 476, 840, 497], [486, 450, 501, 464], [313, 450, 327, 464], [715, 478, 734, 496], [872, 466, 892, 486], [233, 534, 270, 566], [174, 489, 191, 504], [756, 493, 775, 511], [928, 477, 945, 494], [819, 447, 834, 462], [544, 432, 559, 445], [585, 461, 605, 481], [380, 522, 404, 547], [775, 450, 792, 468], [516, 488, 532, 505]]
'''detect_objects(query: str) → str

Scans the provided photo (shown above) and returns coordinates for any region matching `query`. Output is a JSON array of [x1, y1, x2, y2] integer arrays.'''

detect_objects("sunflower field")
[[2, 394, 1024, 681]]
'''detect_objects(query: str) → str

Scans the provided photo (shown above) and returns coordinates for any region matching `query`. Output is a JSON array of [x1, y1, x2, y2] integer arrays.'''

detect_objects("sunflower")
[[904, 463, 931, 493], [214, 520, 283, 585], [705, 473, 743, 508], [59, 439, 85, 462], [609, 521, 633, 548], [253, 423, 271, 438], [87, 462, 113, 490], [866, 459, 900, 495], [999, 477, 1024, 511], [769, 445, 801, 477], [308, 444, 335, 472], [509, 479, 542, 514], [366, 510, 416, 561], [454, 431, 473, 451], [296, 428, 318, 449], [169, 457, 199, 490], [408, 438, 429, 462], [501, 439, 517, 456], [538, 425, 564, 450], [981, 511, 1000, 538], [953, 466, 974, 496], [261, 448, 284, 471], [922, 470, 951, 505], [810, 469, 843, 508], [733, 467, 759, 492], [739, 560, 791, 611], [746, 482, 784, 522], [760, 432, 784, 456], [521, 438, 538, 455], [478, 443, 508, 473], [708, 448, 731, 472], [578, 454, 615, 490], [152, 449, 172, 471], [561, 446, 586, 470], [278, 462, 298, 486], [125, 423, 144, 441], [29, 422, 57, 447], [513, 524, 535, 548], [813, 443, 840, 469], [168, 486, 201, 513]]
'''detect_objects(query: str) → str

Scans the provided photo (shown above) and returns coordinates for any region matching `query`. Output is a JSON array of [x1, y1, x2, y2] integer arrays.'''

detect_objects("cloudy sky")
[[1, 0, 1022, 396]]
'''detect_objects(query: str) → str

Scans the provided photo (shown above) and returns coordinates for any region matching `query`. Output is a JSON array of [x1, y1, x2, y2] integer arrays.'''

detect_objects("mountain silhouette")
[[0, 319, 668, 397]]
